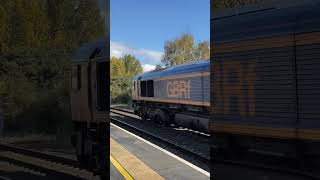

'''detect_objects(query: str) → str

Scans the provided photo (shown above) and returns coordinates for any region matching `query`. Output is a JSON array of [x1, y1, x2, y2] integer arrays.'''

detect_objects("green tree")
[[212, 0, 261, 9], [121, 54, 143, 77], [195, 41, 210, 60], [110, 54, 143, 104], [0, 2, 9, 53], [155, 64, 163, 71], [0, 0, 104, 133], [161, 33, 209, 67], [162, 34, 194, 67], [111, 57, 126, 78]]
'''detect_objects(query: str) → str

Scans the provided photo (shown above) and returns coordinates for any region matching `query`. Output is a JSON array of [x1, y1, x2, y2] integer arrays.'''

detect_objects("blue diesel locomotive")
[[132, 60, 210, 132]]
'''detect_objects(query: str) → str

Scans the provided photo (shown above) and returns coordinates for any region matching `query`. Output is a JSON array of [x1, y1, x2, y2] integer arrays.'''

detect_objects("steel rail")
[[0, 143, 79, 167]]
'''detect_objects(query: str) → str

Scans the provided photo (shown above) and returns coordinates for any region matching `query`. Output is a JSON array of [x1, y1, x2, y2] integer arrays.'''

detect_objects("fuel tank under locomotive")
[[175, 113, 209, 133]]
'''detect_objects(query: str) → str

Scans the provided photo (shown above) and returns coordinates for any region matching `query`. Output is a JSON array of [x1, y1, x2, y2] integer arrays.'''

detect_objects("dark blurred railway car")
[[211, 1, 320, 160], [71, 38, 109, 174], [132, 60, 210, 132]]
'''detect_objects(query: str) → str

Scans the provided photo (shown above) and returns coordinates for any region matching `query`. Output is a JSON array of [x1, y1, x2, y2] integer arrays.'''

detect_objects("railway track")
[[110, 106, 134, 114], [111, 106, 320, 179], [110, 107, 210, 167], [0, 143, 100, 180], [110, 107, 210, 137]]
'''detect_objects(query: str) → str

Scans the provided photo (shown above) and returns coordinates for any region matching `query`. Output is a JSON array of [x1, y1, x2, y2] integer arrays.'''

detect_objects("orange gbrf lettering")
[[167, 80, 191, 98]]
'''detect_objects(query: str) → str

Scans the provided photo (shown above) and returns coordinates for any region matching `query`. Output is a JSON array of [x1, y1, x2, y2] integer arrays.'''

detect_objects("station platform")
[[110, 123, 210, 180]]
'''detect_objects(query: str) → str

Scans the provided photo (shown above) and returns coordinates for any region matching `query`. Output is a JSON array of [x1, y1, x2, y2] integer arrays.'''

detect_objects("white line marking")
[[110, 123, 210, 177]]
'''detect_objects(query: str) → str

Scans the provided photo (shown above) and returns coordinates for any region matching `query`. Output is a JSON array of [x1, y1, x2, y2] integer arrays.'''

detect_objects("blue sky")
[[110, 0, 210, 72]]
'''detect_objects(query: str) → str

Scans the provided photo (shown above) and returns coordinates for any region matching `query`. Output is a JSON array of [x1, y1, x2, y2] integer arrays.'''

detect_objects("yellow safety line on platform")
[[110, 155, 134, 180], [110, 138, 164, 180]]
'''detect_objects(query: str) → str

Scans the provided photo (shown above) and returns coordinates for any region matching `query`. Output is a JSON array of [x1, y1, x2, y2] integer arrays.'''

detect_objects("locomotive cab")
[[132, 76, 140, 114], [71, 38, 109, 175]]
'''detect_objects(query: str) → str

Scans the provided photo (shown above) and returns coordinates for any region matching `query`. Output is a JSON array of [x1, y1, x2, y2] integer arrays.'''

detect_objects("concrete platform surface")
[[110, 123, 210, 180], [110, 161, 125, 180]]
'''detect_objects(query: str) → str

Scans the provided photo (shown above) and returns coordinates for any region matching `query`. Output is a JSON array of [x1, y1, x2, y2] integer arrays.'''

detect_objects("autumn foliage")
[[0, 0, 104, 134]]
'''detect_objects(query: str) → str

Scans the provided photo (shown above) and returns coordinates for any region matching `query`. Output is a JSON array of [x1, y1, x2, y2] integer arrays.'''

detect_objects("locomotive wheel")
[[154, 115, 163, 125], [141, 112, 148, 121], [155, 109, 169, 126]]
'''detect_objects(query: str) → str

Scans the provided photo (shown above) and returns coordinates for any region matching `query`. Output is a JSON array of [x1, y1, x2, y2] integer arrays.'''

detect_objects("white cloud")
[[142, 64, 156, 72], [111, 41, 163, 64]]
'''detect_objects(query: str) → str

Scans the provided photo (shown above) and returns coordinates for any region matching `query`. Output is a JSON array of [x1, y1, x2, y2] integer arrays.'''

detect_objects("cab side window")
[[147, 80, 154, 97], [140, 81, 147, 97], [140, 80, 154, 97]]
